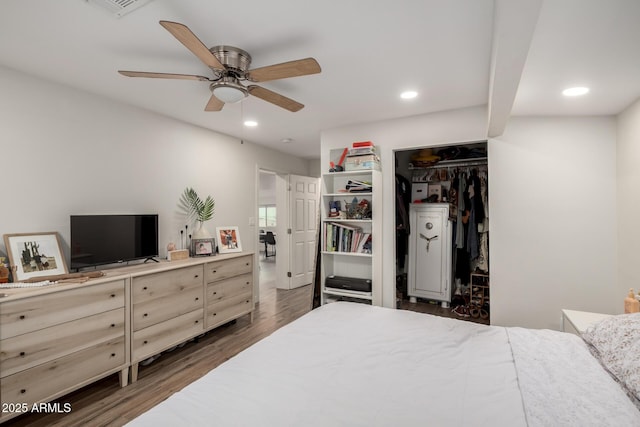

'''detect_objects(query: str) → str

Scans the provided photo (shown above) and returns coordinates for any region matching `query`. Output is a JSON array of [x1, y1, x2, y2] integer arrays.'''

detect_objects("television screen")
[[70, 214, 159, 270]]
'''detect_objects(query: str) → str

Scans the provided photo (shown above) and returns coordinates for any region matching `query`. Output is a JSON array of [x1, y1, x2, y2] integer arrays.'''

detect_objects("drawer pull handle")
[[213, 313, 217, 316], [20, 352, 25, 357], [246, 262, 249, 266], [111, 353, 116, 357], [195, 320, 199, 324], [110, 294, 116, 298], [19, 315, 25, 320], [20, 389, 26, 394], [246, 300, 250, 303], [143, 313, 148, 317], [195, 297, 199, 301], [143, 340, 148, 344], [111, 323, 116, 328], [213, 291, 217, 295], [143, 286, 147, 290], [195, 274, 199, 278], [246, 282, 250, 285]]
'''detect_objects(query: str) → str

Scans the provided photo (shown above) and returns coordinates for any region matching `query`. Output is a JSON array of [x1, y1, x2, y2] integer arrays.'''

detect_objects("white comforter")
[[127, 302, 640, 426]]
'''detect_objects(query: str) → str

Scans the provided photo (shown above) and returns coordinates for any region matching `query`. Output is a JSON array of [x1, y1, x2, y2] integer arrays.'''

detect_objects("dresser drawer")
[[206, 292, 252, 329], [1, 336, 125, 408], [206, 273, 253, 305], [132, 309, 204, 361], [0, 308, 125, 378], [0, 280, 125, 339], [132, 265, 203, 304], [204, 255, 252, 283], [133, 286, 203, 331]]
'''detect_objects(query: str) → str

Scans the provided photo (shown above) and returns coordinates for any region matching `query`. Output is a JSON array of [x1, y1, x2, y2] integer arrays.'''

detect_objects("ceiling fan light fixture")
[[244, 120, 258, 127], [212, 85, 248, 103]]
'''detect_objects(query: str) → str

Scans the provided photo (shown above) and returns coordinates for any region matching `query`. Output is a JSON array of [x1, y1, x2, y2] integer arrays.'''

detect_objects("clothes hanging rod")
[[409, 157, 488, 169]]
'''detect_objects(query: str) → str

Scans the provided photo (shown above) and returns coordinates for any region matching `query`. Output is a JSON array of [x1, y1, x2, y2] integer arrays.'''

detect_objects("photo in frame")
[[3, 232, 69, 281], [216, 226, 242, 253], [191, 237, 215, 257]]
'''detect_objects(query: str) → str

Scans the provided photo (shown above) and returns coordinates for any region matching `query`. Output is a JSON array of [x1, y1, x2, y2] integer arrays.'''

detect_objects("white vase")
[[192, 221, 211, 239]]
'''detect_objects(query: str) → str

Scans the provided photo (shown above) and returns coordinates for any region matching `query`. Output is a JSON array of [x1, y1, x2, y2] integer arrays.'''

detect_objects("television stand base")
[[144, 257, 160, 263]]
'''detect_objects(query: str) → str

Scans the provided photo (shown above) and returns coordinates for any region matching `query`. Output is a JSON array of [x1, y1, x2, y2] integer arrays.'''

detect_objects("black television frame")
[[70, 214, 159, 270]]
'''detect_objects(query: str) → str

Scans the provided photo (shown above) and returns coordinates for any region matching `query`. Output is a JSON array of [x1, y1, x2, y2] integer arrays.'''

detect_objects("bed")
[[126, 302, 640, 426]]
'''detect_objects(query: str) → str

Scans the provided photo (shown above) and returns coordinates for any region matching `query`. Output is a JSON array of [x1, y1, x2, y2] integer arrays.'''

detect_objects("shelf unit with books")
[[320, 168, 381, 306]]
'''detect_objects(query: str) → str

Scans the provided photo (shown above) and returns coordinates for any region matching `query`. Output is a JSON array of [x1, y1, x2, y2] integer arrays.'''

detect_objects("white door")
[[288, 174, 320, 289]]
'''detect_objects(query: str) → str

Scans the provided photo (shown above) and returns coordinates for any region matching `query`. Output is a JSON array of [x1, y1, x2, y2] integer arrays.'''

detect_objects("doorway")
[[394, 141, 490, 325], [258, 170, 278, 298], [256, 169, 320, 301]]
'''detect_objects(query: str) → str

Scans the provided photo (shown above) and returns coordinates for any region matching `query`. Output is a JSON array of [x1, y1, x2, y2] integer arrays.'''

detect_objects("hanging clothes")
[[395, 174, 411, 270]]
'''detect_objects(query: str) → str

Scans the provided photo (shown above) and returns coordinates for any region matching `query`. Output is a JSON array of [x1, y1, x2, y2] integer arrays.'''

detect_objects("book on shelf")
[[323, 222, 371, 254]]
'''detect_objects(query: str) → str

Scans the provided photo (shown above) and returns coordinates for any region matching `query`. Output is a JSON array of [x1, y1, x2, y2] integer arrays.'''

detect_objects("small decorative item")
[[0, 257, 9, 283], [216, 226, 242, 254], [179, 187, 215, 239], [3, 232, 68, 281], [191, 238, 216, 257]]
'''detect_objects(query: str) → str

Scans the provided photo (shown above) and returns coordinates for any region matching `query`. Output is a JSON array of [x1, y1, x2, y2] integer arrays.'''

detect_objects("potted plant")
[[179, 187, 215, 238]]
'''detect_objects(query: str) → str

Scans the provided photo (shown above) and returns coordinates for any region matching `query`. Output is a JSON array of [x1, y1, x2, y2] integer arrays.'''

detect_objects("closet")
[[396, 142, 489, 322]]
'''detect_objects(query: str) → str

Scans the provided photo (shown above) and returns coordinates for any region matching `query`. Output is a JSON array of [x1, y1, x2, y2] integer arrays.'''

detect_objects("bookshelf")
[[320, 169, 382, 305]]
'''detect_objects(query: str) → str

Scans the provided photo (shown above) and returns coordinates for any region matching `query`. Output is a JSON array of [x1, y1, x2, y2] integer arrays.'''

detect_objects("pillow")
[[582, 313, 640, 404]]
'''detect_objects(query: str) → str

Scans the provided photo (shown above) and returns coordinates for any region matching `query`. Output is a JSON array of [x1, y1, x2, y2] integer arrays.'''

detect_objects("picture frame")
[[3, 232, 69, 281], [191, 237, 216, 257], [216, 226, 242, 254]]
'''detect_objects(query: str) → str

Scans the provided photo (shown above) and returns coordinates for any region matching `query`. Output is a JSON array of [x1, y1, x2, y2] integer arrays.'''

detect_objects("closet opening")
[[394, 141, 489, 325]]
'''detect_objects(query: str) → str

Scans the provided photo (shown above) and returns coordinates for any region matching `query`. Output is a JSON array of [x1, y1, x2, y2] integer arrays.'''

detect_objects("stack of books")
[[323, 222, 372, 254], [345, 141, 381, 171]]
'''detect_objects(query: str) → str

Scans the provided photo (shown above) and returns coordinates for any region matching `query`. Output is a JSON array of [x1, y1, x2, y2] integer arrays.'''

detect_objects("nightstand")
[[561, 309, 612, 336]]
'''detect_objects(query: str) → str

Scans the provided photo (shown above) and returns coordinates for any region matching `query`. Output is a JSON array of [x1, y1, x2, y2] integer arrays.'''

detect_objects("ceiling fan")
[[118, 20, 321, 112]]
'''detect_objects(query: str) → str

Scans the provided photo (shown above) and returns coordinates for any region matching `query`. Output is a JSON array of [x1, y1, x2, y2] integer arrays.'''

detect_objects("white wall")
[[617, 97, 640, 297], [321, 108, 621, 329], [0, 66, 309, 282], [490, 117, 618, 328], [321, 106, 489, 308]]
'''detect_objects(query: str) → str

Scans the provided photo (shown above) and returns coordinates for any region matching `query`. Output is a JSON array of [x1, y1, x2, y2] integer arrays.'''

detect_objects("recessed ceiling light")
[[281, 138, 294, 143], [244, 120, 258, 127], [400, 91, 418, 100], [562, 87, 590, 97]]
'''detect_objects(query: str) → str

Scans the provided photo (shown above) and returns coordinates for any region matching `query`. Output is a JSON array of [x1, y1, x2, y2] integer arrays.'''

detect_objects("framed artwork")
[[3, 232, 68, 281], [216, 226, 242, 254], [191, 237, 215, 257]]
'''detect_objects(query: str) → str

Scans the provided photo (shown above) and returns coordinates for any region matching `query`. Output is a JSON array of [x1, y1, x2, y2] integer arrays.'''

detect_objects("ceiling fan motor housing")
[[209, 45, 252, 76]]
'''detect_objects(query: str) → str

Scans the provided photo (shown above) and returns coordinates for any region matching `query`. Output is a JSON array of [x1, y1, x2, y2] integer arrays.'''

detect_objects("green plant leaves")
[[179, 187, 215, 223]]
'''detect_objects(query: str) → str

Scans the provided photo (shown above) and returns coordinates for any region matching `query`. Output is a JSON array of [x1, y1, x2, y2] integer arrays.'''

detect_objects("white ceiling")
[[1, 0, 639, 159]]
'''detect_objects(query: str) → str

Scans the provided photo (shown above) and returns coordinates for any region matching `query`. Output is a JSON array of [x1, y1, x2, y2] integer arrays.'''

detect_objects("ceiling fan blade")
[[118, 71, 212, 81], [205, 94, 224, 111], [246, 58, 321, 82], [159, 20, 224, 70], [248, 85, 304, 112]]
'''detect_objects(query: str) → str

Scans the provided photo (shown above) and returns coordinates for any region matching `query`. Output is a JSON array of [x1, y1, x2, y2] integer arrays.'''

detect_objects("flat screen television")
[[70, 214, 159, 270]]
